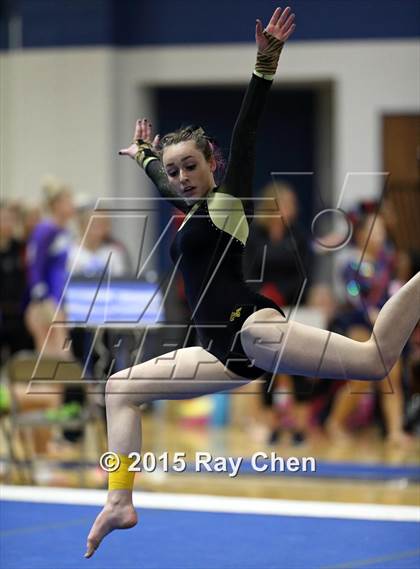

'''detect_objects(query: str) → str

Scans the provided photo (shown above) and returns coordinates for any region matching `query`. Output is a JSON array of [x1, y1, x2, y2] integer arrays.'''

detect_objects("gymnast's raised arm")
[[222, 6, 295, 201], [119, 119, 191, 213]]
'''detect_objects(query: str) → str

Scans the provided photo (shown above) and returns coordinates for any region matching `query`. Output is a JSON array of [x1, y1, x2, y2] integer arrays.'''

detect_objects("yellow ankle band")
[[108, 454, 136, 491]]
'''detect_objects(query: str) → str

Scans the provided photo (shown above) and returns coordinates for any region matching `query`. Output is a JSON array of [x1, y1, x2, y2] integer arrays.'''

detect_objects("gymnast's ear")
[[209, 155, 217, 173]]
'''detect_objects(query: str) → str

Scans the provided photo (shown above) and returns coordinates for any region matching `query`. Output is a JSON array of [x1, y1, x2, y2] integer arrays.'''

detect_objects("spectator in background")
[[0, 202, 33, 364], [22, 203, 42, 242], [246, 181, 309, 306], [69, 209, 131, 278], [286, 283, 339, 444], [6, 200, 41, 243], [25, 176, 75, 357], [68, 207, 132, 390], [1, 199, 62, 443], [326, 211, 409, 446], [244, 181, 311, 444]]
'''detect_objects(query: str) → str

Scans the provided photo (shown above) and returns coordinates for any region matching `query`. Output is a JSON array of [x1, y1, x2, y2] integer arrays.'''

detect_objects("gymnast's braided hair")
[[159, 125, 226, 184]]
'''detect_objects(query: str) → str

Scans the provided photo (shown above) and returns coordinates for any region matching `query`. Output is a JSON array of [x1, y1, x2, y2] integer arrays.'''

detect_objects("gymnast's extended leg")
[[85, 346, 250, 558], [241, 272, 420, 380]]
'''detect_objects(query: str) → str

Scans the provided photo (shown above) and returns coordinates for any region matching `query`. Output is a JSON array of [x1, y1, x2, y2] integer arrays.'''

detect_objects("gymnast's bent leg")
[[241, 272, 420, 381], [85, 346, 250, 558]]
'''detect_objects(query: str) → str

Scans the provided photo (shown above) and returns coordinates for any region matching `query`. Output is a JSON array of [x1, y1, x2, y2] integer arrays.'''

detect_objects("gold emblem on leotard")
[[229, 307, 242, 322]]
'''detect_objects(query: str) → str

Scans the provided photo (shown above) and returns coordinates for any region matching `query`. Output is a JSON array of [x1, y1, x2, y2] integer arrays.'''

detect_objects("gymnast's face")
[[162, 141, 216, 204]]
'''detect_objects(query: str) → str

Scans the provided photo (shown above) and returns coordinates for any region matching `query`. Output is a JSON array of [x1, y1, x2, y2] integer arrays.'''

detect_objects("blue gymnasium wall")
[[1, 0, 419, 50]]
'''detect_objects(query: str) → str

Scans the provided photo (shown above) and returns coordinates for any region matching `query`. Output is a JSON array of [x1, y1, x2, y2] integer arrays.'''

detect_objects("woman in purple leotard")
[[25, 177, 75, 356]]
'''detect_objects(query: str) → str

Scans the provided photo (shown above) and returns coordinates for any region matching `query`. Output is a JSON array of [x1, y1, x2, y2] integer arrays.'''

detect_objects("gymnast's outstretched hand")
[[255, 5, 296, 50], [119, 118, 160, 159]]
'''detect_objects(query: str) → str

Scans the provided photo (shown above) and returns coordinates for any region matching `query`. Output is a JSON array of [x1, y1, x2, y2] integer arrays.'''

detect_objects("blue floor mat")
[[1, 500, 419, 569]]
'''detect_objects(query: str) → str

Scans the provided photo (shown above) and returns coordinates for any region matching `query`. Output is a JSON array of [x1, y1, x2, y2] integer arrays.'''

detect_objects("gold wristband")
[[253, 70, 275, 81], [133, 139, 158, 169], [255, 31, 284, 77]]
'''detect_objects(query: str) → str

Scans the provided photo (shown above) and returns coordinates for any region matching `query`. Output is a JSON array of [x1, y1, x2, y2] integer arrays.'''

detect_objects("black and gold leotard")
[[143, 73, 284, 379]]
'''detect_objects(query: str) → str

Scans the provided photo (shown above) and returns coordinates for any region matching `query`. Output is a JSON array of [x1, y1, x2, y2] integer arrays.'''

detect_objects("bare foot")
[[385, 430, 412, 448], [325, 419, 353, 444], [85, 499, 137, 558]]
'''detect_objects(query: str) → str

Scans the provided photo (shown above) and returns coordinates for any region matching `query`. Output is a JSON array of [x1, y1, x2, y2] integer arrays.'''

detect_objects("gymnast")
[[85, 6, 419, 557]]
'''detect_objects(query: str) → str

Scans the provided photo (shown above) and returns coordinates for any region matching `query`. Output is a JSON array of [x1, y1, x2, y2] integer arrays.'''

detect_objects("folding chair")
[[6, 351, 107, 485]]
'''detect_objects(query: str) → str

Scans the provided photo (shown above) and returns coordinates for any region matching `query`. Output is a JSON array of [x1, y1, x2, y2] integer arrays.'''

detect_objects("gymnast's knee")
[[362, 338, 394, 381], [240, 325, 257, 360], [240, 316, 286, 361], [105, 368, 150, 406], [106, 373, 127, 404]]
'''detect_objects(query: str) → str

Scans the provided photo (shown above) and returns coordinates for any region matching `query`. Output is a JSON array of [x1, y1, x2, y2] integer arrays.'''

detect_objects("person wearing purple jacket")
[[25, 177, 75, 356]]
